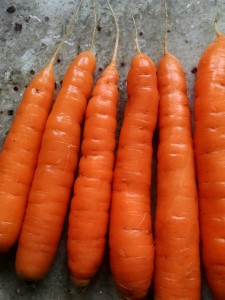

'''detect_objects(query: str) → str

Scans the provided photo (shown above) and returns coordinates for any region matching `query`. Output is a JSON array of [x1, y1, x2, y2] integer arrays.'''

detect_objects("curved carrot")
[[194, 17, 225, 299], [109, 17, 158, 300], [67, 0, 119, 287], [154, 3, 200, 299], [15, 12, 96, 281]]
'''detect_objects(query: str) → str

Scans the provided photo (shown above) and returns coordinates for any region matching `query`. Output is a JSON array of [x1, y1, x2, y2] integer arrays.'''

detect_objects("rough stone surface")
[[0, 0, 225, 299]]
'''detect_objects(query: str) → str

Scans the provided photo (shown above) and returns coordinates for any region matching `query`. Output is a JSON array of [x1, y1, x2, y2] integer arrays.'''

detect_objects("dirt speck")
[[14, 23, 22, 32], [13, 86, 18, 91], [7, 6, 16, 13], [8, 110, 14, 116], [97, 25, 102, 32], [191, 67, 197, 74], [120, 62, 125, 67], [167, 29, 171, 33], [44, 16, 50, 22], [98, 67, 103, 72], [30, 69, 35, 75], [139, 32, 143, 36], [57, 58, 61, 63]]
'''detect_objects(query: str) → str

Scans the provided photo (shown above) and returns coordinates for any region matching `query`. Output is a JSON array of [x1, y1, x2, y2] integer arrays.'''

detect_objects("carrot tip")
[[71, 276, 91, 289]]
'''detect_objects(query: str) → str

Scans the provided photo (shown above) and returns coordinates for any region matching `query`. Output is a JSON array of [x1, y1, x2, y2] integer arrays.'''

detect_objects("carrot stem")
[[164, 0, 169, 55], [131, 15, 141, 54], [108, 0, 119, 64], [90, 0, 97, 52], [214, 13, 223, 38], [50, 0, 84, 66]]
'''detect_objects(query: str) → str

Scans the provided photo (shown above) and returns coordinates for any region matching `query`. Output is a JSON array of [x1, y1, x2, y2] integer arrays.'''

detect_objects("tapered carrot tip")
[[71, 276, 90, 289]]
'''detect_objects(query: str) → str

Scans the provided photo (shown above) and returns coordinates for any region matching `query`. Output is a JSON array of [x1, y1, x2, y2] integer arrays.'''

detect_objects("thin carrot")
[[67, 0, 119, 287], [109, 16, 159, 300], [15, 5, 96, 281], [0, 0, 82, 252], [194, 16, 225, 300], [154, 2, 200, 299]]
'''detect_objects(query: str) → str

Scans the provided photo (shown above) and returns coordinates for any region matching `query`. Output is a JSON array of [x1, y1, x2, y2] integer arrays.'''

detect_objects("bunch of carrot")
[[1, 0, 225, 299]]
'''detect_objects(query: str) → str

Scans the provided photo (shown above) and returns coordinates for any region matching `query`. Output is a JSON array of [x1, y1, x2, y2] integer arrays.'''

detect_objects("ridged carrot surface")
[[15, 51, 96, 281], [109, 52, 159, 300], [154, 52, 200, 299], [194, 24, 225, 299], [68, 61, 119, 286], [0, 61, 55, 253], [67, 1, 119, 287]]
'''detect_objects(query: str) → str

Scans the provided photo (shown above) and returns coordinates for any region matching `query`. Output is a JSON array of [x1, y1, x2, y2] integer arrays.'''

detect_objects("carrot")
[[67, 0, 119, 287], [194, 16, 225, 300], [109, 16, 159, 300], [154, 2, 200, 299], [15, 4, 96, 281], [0, 0, 82, 252]]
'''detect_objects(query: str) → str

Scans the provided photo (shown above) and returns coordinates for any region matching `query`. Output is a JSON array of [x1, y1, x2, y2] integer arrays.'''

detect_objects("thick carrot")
[[0, 9, 75, 252], [67, 0, 119, 288], [15, 13, 96, 282], [194, 17, 225, 299], [154, 3, 200, 299], [0, 62, 54, 253], [109, 17, 158, 300], [0, 1, 84, 254]]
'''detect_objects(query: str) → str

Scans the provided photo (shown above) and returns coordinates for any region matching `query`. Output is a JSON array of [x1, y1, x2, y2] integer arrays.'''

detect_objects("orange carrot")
[[0, 4, 79, 252], [154, 3, 200, 299], [67, 0, 119, 287], [194, 17, 225, 300], [109, 17, 159, 300], [15, 9, 96, 281], [0, 63, 54, 253]]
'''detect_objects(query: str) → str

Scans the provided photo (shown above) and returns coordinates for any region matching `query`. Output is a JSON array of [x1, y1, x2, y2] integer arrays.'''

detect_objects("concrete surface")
[[0, 0, 224, 299]]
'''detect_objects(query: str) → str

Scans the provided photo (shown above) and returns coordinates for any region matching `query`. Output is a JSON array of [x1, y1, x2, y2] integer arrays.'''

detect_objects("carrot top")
[[132, 15, 142, 54], [108, 0, 119, 64], [49, 0, 84, 67], [163, 0, 169, 54], [214, 13, 223, 38], [89, 0, 97, 52]]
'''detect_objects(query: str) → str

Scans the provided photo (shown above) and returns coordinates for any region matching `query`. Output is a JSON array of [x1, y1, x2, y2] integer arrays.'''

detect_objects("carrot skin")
[[0, 64, 55, 252], [109, 53, 159, 300], [154, 53, 201, 300], [194, 34, 225, 300], [15, 51, 96, 280], [68, 62, 119, 286]]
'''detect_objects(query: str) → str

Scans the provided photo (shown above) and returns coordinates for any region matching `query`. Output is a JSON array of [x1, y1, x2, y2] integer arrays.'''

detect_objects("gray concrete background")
[[0, 0, 224, 299]]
